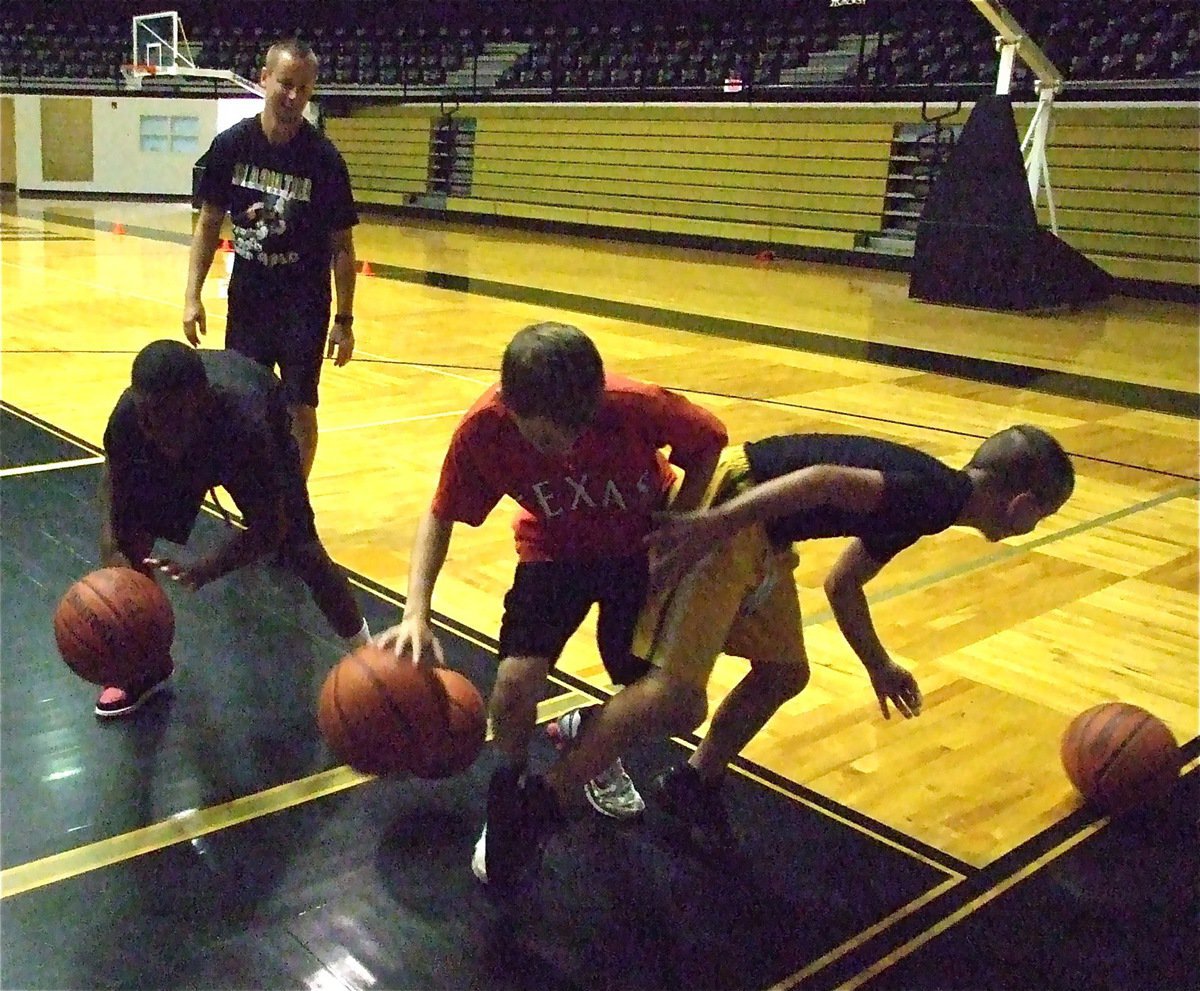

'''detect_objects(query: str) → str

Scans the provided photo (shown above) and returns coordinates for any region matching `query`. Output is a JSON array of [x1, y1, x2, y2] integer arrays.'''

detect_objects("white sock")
[[344, 618, 371, 649]]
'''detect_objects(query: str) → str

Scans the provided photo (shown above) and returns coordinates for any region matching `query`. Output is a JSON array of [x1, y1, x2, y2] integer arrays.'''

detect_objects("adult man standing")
[[184, 37, 357, 479]]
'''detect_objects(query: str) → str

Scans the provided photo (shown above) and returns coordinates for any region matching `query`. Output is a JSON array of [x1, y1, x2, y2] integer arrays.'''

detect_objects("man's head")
[[261, 38, 318, 132], [500, 322, 604, 456], [129, 341, 211, 459], [965, 425, 1075, 540]]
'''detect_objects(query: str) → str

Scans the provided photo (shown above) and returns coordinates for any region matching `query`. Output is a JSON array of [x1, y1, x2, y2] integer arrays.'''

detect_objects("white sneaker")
[[547, 708, 646, 820], [584, 757, 646, 819], [471, 824, 488, 883]]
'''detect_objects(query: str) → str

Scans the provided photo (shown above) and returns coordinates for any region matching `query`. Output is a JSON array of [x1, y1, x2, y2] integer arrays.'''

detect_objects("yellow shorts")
[[633, 445, 806, 690]]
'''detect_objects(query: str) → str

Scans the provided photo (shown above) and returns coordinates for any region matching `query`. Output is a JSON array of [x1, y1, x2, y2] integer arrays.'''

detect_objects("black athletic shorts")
[[497, 556, 653, 686], [225, 304, 328, 409]]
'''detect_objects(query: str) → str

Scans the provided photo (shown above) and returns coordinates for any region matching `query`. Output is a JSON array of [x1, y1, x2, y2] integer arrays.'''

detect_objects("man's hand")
[[183, 299, 207, 347], [867, 660, 923, 720], [144, 555, 213, 592], [373, 617, 444, 668], [327, 323, 354, 366]]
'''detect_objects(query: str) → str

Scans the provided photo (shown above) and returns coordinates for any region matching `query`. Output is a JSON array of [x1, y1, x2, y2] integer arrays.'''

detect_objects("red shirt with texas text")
[[431, 374, 726, 561]]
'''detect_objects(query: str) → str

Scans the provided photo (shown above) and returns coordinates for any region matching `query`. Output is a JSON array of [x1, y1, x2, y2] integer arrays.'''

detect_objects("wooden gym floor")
[[0, 196, 1197, 990]]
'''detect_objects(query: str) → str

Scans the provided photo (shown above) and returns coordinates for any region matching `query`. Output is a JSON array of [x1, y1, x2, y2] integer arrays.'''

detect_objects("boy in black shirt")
[[486, 426, 1074, 882], [97, 340, 370, 719]]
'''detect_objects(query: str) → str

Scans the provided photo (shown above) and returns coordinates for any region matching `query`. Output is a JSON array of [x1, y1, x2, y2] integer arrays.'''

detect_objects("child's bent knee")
[[756, 661, 810, 699], [655, 676, 707, 734]]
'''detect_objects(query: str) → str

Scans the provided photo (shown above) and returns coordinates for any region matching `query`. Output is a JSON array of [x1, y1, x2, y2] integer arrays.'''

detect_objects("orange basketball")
[[423, 667, 490, 778], [53, 567, 175, 685], [317, 645, 487, 778], [1061, 702, 1182, 815]]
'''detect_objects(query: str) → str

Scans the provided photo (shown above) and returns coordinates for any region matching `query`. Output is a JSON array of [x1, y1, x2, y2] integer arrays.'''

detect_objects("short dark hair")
[[967, 425, 1074, 511], [500, 322, 604, 428], [131, 340, 206, 395], [265, 37, 318, 72]]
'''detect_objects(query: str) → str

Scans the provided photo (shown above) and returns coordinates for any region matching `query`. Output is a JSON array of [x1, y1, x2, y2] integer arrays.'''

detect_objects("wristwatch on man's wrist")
[[333, 314, 354, 327]]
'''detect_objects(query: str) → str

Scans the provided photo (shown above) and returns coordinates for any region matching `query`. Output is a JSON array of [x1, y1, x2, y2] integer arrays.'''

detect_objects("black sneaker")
[[94, 659, 174, 719], [483, 768, 564, 890], [651, 763, 737, 855]]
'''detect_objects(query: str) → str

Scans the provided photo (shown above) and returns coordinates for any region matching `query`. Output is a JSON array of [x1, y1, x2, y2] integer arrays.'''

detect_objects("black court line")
[[0, 402, 100, 468], [25, 207, 1198, 419], [33, 208, 194, 247], [802, 758, 1200, 991]]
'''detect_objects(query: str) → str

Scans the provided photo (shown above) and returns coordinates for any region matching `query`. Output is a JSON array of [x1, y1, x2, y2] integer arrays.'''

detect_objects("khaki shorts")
[[633, 445, 806, 690]]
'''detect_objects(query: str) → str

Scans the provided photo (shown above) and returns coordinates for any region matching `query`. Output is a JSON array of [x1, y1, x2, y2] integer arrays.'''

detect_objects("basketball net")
[[119, 63, 158, 90], [126, 10, 265, 98]]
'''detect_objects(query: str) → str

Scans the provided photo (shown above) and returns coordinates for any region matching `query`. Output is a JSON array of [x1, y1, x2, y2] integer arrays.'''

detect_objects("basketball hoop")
[[120, 63, 158, 90]]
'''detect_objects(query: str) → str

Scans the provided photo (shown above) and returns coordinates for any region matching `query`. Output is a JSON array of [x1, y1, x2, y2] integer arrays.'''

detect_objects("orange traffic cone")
[[111, 222, 126, 235], [360, 260, 373, 276]]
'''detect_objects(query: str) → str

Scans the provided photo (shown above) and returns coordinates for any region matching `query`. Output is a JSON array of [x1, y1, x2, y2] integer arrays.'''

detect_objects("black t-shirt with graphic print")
[[744, 434, 973, 565], [196, 115, 357, 321], [104, 350, 316, 545]]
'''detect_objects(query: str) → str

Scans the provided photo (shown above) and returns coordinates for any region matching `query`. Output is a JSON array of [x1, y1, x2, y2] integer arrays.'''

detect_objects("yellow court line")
[[0, 690, 588, 900], [767, 876, 963, 991], [828, 754, 1200, 991], [836, 820, 1109, 991], [0, 456, 105, 477]]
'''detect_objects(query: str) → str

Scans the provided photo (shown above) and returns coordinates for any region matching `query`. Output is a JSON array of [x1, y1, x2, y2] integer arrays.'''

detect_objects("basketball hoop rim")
[[120, 63, 158, 89]]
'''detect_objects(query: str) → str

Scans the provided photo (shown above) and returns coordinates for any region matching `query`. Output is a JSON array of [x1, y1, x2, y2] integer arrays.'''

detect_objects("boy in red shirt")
[[375, 322, 727, 888]]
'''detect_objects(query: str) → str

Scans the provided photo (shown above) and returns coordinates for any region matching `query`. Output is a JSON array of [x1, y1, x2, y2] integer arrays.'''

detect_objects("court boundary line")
[[3, 357, 1193, 482], [0, 691, 587, 899], [809, 754, 1200, 991], [1, 401, 103, 455], [348, 574, 972, 876], [0, 456, 104, 477]]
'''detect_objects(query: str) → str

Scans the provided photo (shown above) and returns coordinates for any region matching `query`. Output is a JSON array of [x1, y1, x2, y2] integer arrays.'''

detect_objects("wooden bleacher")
[[1022, 104, 1198, 287], [327, 111, 439, 207], [325, 102, 1199, 289]]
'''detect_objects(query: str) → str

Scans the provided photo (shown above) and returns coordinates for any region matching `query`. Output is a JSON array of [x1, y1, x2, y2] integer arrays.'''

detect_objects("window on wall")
[[139, 114, 200, 153]]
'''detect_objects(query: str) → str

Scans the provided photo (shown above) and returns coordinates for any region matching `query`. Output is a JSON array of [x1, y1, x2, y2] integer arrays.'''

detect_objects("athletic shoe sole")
[[94, 670, 173, 719]]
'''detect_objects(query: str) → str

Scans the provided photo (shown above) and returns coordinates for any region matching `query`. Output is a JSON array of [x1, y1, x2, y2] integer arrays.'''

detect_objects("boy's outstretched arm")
[[98, 462, 149, 573], [825, 539, 923, 720], [375, 509, 454, 667], [151, 492, 286, 591], [647, 465, 882, 592]]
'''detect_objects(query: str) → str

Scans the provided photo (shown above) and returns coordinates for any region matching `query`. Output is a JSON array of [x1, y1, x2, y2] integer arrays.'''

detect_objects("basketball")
[[53, 567, 175, 685], [1061, 702, 1182, 815], [317, 644, 487, 778]]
